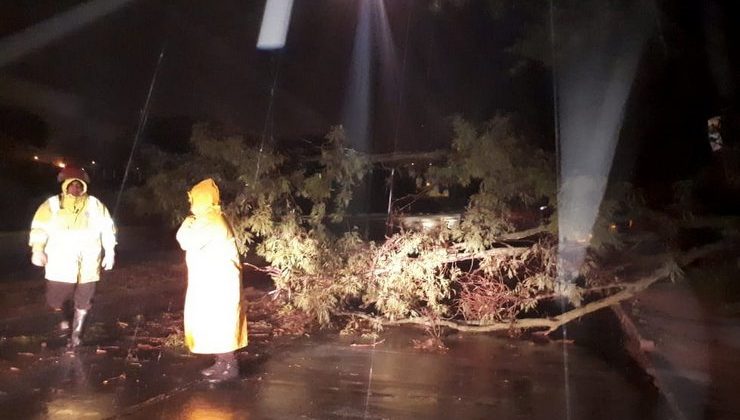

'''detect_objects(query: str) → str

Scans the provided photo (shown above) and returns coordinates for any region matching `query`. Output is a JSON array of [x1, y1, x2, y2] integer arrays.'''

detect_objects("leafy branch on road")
[[129, 116, 704, 336]]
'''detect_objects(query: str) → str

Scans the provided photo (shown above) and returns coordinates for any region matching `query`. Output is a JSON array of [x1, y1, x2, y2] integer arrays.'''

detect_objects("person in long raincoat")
[[176, 178, 248, 382], [29, 166, 116, 347]]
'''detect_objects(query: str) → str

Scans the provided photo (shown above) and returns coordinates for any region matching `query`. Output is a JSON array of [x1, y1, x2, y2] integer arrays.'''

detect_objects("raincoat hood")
[[61, 178, 88, 196], [188, 178, 221, 216], [57, 166, 90, 183]]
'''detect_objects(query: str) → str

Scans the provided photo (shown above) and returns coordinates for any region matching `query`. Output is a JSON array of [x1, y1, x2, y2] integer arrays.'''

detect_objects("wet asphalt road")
[[135, 330, 668, 420], [0, 228, 670, 419], [0, 326, 670, 419]]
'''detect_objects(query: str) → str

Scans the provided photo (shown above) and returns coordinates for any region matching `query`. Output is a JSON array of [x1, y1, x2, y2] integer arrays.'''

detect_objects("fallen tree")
[[340, 242, 729, 335], [130, 117, 706, 336]]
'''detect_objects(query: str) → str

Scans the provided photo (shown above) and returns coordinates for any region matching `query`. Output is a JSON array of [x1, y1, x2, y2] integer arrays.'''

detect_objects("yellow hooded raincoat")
[[176, 179, 248, 354], [29, 178, 116, 283]]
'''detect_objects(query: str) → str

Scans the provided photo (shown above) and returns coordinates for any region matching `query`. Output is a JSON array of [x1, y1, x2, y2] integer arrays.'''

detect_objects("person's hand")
[[31, 250, 47, 267], [102, 252, 115, 270]]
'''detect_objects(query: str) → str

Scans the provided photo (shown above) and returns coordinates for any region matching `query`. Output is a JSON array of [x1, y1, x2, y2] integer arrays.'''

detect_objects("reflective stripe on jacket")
[[29, 183, 116, 283]]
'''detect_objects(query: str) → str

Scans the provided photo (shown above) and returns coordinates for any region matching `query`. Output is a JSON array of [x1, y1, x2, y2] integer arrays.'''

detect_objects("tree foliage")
[[132, 116, 654, 332], [426, 115, 555, 252]]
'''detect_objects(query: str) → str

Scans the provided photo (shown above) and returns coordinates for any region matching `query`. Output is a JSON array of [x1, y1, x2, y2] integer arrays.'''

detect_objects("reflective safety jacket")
[[29, 178, 116, 283], [176, 178, 248, 354]]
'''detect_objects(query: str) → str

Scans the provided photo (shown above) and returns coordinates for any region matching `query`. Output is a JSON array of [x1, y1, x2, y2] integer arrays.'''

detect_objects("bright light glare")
[[256, 0, 295, 50], [0, 0, 136, 68], [56, 161, 66, 168], [556, 7, 649, 283], [33, 155, 39, 160], [342, 0, 372, 150]]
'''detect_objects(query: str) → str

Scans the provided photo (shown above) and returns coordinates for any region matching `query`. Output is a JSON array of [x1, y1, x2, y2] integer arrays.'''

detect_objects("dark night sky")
[[1, 0, 739, 181], [1, 0, 518, 158]]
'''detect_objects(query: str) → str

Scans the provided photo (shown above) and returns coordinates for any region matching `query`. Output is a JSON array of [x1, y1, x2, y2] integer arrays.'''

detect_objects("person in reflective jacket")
[[176, 178, 248, 382], [29, 166, 116, 347]]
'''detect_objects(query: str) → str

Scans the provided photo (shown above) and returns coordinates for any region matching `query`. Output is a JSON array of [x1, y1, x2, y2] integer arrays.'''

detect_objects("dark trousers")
[[45, 280, 96, 311]]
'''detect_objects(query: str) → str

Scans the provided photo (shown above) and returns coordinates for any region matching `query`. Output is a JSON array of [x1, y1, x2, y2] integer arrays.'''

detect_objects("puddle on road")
[[0, 306, 672, 420], [0, 311, 203, 419], [129, 328, 670, 420]]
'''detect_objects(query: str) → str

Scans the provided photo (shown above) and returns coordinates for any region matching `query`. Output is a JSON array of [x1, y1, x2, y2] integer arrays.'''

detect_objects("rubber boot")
[[206, 352, 239, 383], [53, 308, 70, 337], [200, 357, 224, 377], [69, 308, 88, 348]]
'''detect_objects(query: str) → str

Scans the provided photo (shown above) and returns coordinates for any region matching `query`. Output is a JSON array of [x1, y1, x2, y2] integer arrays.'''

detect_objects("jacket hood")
[[188, 178, 221, 216], [57, 166, 90, 183], [61, 178, 88, 195]]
